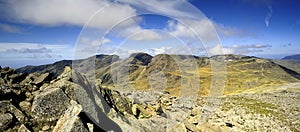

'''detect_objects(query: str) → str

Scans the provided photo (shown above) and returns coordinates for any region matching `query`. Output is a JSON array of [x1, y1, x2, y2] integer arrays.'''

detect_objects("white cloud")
[[124, 28, 162, 41], [116, 0, 197, 19], [148, 47, 173, 55], [207, 44, 225, 56], [167, 19, 252, 40], [1, 0, 259, 58], [102, 38, 111, 44], [80, 37, 111, 47], [167, 19, 217, 41], [145, 46, 198, 56], [0, 42, 73, 59], [76, 37, 112, 58], [3, 0, 138, 29], [2, 0, 248, 41], [130, 30, 162, 41]]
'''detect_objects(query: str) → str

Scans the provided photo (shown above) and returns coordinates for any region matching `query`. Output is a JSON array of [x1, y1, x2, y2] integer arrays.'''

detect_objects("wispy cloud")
[[264, 4, 273, 27], [0, 23, 22, 33], [224, 44, 272, 54], [6, 47, 52, 54], [214, 23, 254, 37], [281, 43, 292, 47], [239, 0, 273, 28]]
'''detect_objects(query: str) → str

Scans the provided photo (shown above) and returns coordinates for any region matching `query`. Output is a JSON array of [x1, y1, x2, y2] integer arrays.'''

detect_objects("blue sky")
[[0, 0, 299, 68]]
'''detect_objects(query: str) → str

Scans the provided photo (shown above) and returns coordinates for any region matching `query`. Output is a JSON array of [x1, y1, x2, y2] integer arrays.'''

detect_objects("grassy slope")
[[98, 56, 300, 96]]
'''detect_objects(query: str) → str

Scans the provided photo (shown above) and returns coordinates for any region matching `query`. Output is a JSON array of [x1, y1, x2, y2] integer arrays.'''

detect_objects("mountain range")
[[16, 53, 300, 95]]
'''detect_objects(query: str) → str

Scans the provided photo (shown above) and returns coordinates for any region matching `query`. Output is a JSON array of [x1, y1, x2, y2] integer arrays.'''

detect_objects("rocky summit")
[[1, 53, 300, 131]]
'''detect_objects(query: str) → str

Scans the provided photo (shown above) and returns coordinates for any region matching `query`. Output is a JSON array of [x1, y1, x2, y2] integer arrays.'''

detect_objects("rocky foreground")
[[0, 66, 300, 131]]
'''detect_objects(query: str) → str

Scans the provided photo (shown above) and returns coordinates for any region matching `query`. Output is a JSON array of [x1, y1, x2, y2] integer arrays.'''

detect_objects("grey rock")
[[32, 73, 50, 85], [19, 101, 31, 114], [53, 100, 89, 132], [168, 123, 187, 132], [0, 101, 26, 123], [0, 113, 13, 131], [31, 88, 70, 119]]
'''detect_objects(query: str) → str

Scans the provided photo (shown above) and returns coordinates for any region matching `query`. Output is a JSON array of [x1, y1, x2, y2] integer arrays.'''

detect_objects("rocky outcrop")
[[0, 67, 96, 131], [31, 88, 71, 119]]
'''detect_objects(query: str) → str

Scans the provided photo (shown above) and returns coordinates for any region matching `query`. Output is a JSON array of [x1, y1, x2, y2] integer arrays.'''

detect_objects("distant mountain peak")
[[128, 52, 153, 65], [282, 54, 300, 60]]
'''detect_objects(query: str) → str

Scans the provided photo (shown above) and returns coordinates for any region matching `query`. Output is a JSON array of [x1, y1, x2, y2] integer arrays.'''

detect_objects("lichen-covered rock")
[[9, 73, 27, 84], [100, 88, 133, 115], [19, 101, 31, 114], [168, 123, 187, 132], [32, 73, 50, 85], [0, 101, 26, 123], [18, 124, 31, 132], [42, 125, 50, 131], [0, 66, 100, 131], [31, 88, 70, 119], [0, 86, 12, 96], [0, 113, 13, 131], [53, 100, 89, 132], [0, 67, 14, 76]]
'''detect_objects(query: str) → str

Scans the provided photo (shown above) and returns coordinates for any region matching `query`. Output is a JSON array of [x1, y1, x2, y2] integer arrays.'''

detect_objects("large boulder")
[[53, 100, 89, 132], [31, 88, 70, 119]]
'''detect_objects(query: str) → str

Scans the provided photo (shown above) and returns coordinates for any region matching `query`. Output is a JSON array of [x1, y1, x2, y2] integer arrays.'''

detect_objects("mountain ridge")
[[15, 53, 300, 96], [282, 54, 300, 60]]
